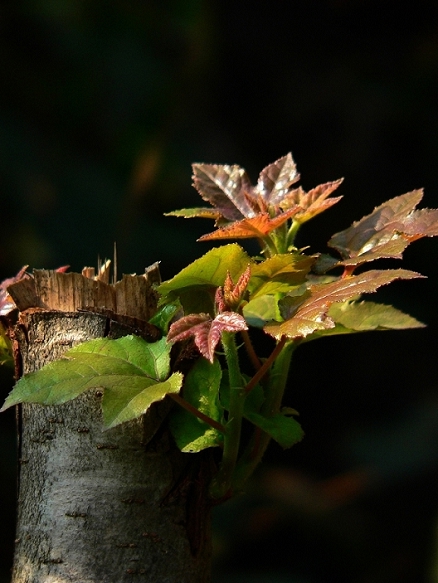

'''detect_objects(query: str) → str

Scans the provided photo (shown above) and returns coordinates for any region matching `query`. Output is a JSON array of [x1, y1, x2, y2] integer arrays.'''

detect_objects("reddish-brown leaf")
[[198, 207, 300, 241], [168, 311, 247, 362], [254, 153, 300, 205], [328, 190, 424, 260], [192, 163, 254, 221], [0, 266, 29, 316], [264, 268, 424, 339], [280, 179, 344, 221]]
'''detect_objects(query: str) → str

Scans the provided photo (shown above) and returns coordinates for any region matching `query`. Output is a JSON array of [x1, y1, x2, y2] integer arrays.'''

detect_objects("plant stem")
[[286, 219, 301, 249], [241, 329, 262, 371], [260, 235, 278, 257], [209, 332, 245, 499], [231, 338, 296, 492], [244, 335, 287, 394]]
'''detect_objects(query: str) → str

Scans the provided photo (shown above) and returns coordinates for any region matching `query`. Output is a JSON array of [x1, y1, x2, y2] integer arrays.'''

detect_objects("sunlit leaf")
[[398, 207, 438, 240], [328, 300, 425, 331], [254, 153, 300, 205], [192, 163, 254, 220], [243, 294, 281, 327], [169, 358, 223, 452], [264, 269, 424, 339], [248, 254, 314, 299], [165, 207, 222, 220], [103, 372, 183, 429], [280, 179, 344, 222], [198, 207, 300, 241], [0, 266, 29, 315], [158, 244, 251, 302], [1, 336, 182, 429], [328, 190, 426, 263]]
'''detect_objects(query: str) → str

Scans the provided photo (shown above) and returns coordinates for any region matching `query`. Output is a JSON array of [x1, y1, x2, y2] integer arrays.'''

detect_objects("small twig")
[[169, 393, 225, 433], [240, 329, 262, 371], [244, 335, 287, 394]]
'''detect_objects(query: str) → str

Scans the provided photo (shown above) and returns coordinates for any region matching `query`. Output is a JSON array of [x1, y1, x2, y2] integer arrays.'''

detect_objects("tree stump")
[[6, 266, 211, 583]]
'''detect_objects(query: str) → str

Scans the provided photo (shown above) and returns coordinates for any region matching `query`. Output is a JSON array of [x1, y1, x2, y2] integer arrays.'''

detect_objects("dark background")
[[1, 2, 438, 582]]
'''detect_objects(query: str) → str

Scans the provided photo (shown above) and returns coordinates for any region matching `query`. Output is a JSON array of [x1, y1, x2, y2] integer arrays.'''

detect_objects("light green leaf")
[[158, 244, 251, 300], [165, 207, 221, 220], [243, 294, 281, 327], [169, 357, 223, 452], [103, 372, 183, 429], [245, 410, 304, 449], [265, 269, 424, 340], [248, 254, 314, 299], [329, 301, 425, 331], [1, 336, 180, 429]]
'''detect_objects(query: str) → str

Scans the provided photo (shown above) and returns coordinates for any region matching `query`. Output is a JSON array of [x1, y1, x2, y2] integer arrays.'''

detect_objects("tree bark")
[[7, 268, 211, 583]]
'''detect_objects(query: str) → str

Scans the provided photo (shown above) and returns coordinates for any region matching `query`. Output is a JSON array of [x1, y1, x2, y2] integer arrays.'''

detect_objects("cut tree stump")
[[6, 265, 211, 583]]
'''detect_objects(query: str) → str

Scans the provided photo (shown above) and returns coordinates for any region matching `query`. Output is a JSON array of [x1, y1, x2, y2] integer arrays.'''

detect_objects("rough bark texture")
[[8, 269, 211, 583]]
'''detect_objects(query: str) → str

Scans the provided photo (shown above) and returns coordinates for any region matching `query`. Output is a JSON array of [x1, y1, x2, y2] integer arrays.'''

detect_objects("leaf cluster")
[[2, 152, 436, 500]]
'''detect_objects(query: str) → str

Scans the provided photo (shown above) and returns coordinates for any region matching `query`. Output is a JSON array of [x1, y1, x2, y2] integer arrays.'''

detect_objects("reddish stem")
[[240, 329, 262, 371], [244, 335, 287, 394], [169, 393, 226, 433]]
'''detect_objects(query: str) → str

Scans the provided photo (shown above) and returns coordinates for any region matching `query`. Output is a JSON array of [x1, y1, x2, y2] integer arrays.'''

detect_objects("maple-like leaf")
[[279, 179, 344, 223], [264, 268, 424, 339], [192, 163, 255, 220], [328, 190, 438, 267], [168, 312, 247, 363], [253, 153, 300, 205], [198, 207, 300, 241]]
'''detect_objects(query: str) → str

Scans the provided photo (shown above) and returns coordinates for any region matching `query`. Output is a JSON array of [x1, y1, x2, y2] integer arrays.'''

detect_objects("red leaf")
[[167, 311, 247, 362]]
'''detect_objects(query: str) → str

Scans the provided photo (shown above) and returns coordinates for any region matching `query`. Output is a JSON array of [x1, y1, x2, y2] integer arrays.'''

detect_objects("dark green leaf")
[[0, 322, 13, 367], [245, 410, 304, 449], [169, 357, 223, 452]]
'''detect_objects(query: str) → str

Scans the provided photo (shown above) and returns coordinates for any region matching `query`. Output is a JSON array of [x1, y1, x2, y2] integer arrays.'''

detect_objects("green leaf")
[[219, 371, 265, 413], [245, 410, 304, 449], [149, 300, 181, 333], [328, 301, 425, 331], [103, 372, 183, 429], [1, 336, 182, 429], [0, 322, 13, 367], [243, 294, 281, 327], [165, 207, 222, 220], [265, 269, 424, 339], [157, 244, 251, 309], [248, 254, 314, 299], [169, 357, 223, 452]]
